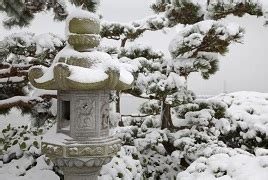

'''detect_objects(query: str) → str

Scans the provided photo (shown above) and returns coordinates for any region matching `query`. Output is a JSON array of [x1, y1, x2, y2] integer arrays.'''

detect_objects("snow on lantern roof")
[[29, 8, 134, 91]]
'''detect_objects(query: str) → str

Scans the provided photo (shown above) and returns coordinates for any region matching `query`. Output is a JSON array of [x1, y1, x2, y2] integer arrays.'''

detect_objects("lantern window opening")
[[60, 100, 71, 131]]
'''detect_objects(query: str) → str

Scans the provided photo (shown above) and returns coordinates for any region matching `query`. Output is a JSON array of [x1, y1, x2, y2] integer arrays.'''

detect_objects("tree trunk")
[[160, 100, 177, 155], [116, 38, 128, 114], [184, 75, 188, 91], [116, 91, 124, 127], [116, 91, 121, 113], [207, 0, 210, 7], [121, 38, 127, 47], [160, 100, 174, 130]]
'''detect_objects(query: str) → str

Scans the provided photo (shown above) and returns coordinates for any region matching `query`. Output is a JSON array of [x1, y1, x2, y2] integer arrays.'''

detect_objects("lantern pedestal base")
[[52, 156, 114, 180], [42, 132, 121, 180], [63, 166, 100, 180]]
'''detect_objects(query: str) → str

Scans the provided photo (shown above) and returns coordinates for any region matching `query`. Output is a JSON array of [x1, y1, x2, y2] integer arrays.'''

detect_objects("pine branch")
[[0, 96, 42, 109], [0, 93, 56, 110]]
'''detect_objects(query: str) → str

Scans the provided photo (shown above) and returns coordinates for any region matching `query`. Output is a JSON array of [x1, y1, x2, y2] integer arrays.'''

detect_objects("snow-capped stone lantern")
[[28, 9, 134, 180]]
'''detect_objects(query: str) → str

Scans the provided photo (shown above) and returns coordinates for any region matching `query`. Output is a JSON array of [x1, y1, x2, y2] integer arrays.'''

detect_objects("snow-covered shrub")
[[134, 129, 181, 179], [139, 100, 161, 116], [113, 92, 268, 179], [174, 99, 227, 120], [172, 92, 268, 160], [114, 116, 180, 179], [115, 115, 161, 146], [99, 146, 142, 180], [1, 123, 44, 162], [212, 92, 268, 153], [0, 155, 59, 180], [170, 127, 222, 166], [115, 126, 139, 146], [0, 119, 56, 179], [177, 152, 268, 180], [140, 147, 180, 179]]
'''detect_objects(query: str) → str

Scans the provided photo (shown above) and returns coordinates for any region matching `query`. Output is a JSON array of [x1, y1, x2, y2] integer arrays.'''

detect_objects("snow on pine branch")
[[0, 90, 56, 110], [151, 0, 265, 22], [169, 20, 243, 58], [0, 32, 65, 62], [0, 32, 65, 96], [119, 43, 164, 60], [102, 0, 266, 43], [101, 14, 167, 41], [167, 20, 243, 79]]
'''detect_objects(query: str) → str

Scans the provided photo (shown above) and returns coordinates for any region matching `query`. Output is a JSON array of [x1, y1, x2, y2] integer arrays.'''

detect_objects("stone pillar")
[[64, 167, 100, 180]]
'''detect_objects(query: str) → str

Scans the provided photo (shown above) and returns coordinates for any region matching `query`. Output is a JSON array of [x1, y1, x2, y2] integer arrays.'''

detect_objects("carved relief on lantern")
[[100, 97, 109, 130], [75, 98, 96, 129]]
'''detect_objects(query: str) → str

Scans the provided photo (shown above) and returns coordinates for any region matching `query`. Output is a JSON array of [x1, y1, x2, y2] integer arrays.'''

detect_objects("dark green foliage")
[[47, 0, 68, 21], [132, 153, 139, 160], [151, 0, 202, 26], [101, 22, 146, 42], [171, 27, 244, 59], [210, 2, 263, 20], [200, 57, 219, 79], [30, 99, 56, 127], [219, 126, 268, 154], [212, 102, 227, 119], [0, 0, 34, 28], [175, 99, 227, 120], [0, 122, 53, 160], [169, 22, 244, 80], [175, 103, 199, 119], [117, 172, 124, 178], [151, 0, 170, 13], [0, 0, 99, 28], [19, 142, 27, 150], [0, 0, 67, 28], [119, 46, 164, 60], [69, 0, 98, 12], [0, 107, 11, 115], [151, 0, 264, 26], [166, 0, 203, 26], [139, 100, 161, 115]]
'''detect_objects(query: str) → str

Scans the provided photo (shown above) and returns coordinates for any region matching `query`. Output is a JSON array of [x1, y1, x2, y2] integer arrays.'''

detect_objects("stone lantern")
[[28, 9, 134, 180]]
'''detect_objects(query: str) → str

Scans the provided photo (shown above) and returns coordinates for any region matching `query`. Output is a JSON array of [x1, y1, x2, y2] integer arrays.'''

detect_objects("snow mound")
[[177, 153, 268, 180]]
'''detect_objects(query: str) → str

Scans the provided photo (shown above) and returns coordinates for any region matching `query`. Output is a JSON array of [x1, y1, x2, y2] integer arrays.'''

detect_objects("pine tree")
[[0, 0, 97, 118], [120, 20, 243, 130], [0, 32, 64, 120], [110, 0, 263, 129], [0, 0, 99, 28]]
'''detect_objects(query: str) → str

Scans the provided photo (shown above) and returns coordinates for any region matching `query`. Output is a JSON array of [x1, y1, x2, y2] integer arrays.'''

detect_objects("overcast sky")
[[1, 0, 268, 96]]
